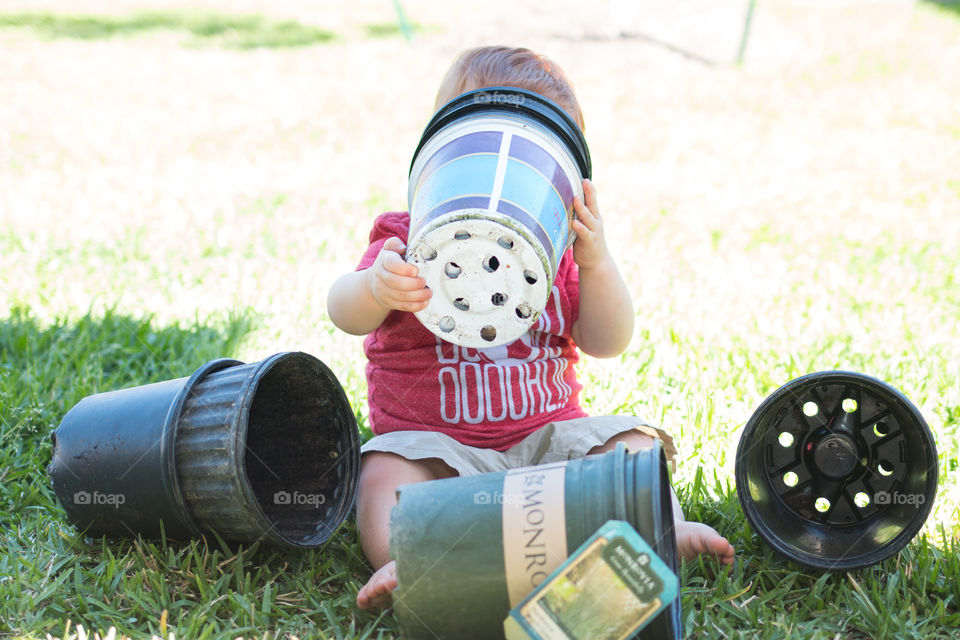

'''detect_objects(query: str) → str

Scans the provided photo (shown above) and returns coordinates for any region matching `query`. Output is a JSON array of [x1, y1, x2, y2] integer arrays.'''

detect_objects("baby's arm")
[[569, 179, 635, 357], [327, 237, 432, 335]]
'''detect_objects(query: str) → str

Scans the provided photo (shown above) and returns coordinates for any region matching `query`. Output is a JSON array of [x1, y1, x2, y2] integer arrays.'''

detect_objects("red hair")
[[437, 46, 585, 130]]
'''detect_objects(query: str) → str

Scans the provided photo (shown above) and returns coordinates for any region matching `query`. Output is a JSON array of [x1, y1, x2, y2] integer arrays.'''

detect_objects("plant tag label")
[[504, 519, 679, 640], [501, 461, 568, 607]]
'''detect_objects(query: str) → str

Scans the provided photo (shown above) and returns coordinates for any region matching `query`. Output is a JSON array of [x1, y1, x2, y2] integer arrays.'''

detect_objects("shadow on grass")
[[0, 307, 394, 638], [0, 10, 336, 49], [0, 307, 255, 526], [0, 307, 253, 422]]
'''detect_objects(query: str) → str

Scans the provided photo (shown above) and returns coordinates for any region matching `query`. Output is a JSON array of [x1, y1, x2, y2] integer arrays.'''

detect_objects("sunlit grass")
[[0, 10, 336, 49], [362, 22, 431, 39]]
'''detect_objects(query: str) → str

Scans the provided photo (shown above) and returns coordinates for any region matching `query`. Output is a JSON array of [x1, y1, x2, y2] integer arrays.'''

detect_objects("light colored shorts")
[[360, 415, 676, 477]]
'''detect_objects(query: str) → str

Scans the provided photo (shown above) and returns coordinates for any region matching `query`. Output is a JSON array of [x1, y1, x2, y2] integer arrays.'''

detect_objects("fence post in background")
[[737, 0, 757, 64]]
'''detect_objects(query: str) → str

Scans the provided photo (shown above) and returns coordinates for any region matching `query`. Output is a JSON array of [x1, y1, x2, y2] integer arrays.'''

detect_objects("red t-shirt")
[[356, 211, 587, 450]]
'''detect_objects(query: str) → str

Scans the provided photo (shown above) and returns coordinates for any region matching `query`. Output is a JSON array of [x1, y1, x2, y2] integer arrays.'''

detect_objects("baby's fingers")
[[370, 248, 432, 311], [582, 178, 599, 215], [380, 246, 420, 278], [382, 236, 407, 255], [573, 197, 601, 236], [573, 195, 594, 227], [571, 216, 591, 237], [379, 268, 427, 293], [376, 279, 432, 312]]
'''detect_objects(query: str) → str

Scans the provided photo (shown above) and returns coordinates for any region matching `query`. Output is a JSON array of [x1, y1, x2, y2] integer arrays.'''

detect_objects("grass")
[[923, 1, 960, 18], [3, 310, 957, 638], [0, 10, 336, 49], [362, 22, 431, 40], [678, 474, 960, 638], [2, 303, 957, 639], [0, 309, 395, 637], [2, 1, 959, 638]]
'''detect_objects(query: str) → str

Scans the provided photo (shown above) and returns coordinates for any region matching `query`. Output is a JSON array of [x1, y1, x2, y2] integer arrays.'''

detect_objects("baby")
[[327, 45, 735, 610]]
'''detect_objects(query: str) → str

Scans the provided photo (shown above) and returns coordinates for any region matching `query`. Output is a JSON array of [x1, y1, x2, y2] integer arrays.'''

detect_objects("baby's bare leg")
[[588, 430, 735, 565], [355, 452, 458, 609]]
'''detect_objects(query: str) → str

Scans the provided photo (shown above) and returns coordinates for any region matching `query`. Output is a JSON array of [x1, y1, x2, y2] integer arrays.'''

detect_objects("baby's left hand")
[[571, 179, 610, 270]]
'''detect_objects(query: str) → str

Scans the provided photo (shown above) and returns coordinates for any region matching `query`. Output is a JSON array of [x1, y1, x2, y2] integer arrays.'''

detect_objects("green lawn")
[[1, 1, 959, 638], [0, 10, 336, 49]]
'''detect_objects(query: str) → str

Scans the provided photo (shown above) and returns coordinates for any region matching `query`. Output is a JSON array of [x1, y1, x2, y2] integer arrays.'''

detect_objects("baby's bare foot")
[[356, 560, 398, 610], [675, 521, 735, 565]]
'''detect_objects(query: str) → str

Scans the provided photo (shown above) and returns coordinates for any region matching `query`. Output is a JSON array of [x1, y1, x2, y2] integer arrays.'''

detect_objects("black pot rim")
[[234, 352, 361, 547], [735, 370, 939, 570], [639, 441, 682, 638], [409, 86, 592, 180]]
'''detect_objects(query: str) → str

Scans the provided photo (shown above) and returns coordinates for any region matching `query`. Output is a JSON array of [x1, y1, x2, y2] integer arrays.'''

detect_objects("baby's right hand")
[[366, 237, 432, 312]]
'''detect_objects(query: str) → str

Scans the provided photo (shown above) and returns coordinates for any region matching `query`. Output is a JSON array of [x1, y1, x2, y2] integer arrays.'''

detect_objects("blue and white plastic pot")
[[406, 87, 591, 348]]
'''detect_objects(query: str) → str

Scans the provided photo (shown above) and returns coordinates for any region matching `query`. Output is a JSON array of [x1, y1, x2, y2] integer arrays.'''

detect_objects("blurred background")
[[1, 1, 958, 635]]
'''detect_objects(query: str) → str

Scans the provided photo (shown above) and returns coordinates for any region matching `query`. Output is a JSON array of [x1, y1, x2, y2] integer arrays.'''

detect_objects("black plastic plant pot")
[[48, 352, 360, 548], [735, 371, 938, 570], [390, 442, 681, 640]]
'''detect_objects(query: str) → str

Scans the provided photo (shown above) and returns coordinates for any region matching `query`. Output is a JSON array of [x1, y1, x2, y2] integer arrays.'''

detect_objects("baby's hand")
[[367, 237, 432, 312], [571, 179, 611, 270]]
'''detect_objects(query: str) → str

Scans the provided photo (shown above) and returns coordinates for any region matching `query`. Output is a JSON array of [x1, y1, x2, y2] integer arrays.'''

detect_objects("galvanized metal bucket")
[[389, 443, 681, 639], [406, 87, 591, 348], [48, 352, 360, 548]]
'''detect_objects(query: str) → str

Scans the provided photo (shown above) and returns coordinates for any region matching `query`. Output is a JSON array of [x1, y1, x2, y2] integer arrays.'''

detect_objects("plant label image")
[[504, 519, 679, 640]]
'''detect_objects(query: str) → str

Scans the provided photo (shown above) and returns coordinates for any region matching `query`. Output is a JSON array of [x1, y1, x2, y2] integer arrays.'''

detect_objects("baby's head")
[[435, 46, 585, 131]]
